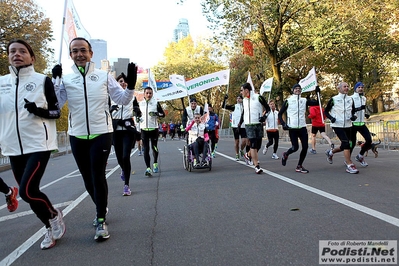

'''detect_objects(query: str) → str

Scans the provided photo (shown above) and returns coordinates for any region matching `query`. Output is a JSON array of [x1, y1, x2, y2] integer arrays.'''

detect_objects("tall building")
[[112, 58, 130, 77], [173, 18, 190, 42], [90, 39, 107, 67]]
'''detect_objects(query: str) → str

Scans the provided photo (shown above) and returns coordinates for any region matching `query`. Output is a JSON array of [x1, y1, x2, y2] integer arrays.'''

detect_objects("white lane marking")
[[217, 151, 399, 227], [0, 164, 121, 266], [0, 201, 74, 223]]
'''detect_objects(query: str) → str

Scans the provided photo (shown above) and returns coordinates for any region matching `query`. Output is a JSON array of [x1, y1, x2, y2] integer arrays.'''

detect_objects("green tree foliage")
[[154, 36, 227, 122], [0, 0, 54, 75]]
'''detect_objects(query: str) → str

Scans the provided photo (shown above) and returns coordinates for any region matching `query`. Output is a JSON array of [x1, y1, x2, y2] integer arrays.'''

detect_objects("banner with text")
[[186, 69, 230, 95], [299, 66, 317, 93]]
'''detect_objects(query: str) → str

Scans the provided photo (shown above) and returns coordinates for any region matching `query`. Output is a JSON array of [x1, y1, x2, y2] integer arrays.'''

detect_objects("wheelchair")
[[183, 141, 212, 172]]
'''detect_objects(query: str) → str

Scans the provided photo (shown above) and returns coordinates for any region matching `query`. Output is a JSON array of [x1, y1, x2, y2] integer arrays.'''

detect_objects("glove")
[[126, 63, 138, 90], [52, 64, 62, 79], [365, 114, 370, 119], [315, 86, 321, 94], [24, 98, 37, 114], [259, 116, 266, 123], [350, 115, 357, 121], [224, 94, 228, 100], [149, 112, 159, 117], [109, 105, 119, 113], [133, 106, 142, 117], [282, 124, 290, 130], [330, 117, 336, 123]]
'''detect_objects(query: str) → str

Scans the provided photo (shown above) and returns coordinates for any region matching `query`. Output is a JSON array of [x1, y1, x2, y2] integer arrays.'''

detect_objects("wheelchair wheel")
[[183, 145, 189, 171]]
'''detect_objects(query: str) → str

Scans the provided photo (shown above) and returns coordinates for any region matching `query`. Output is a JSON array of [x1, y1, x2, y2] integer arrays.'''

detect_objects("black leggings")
[[266, 131, 279, 153], [141, 129, 159, 168], [208, 130, 218, 152], [286, 127, 308, 166], [70, 133, 112, 220], [350, 125, 372, 155], [113, 130, 135, 186], [0, 177, 10, 194], [10, 151, 56, 227]]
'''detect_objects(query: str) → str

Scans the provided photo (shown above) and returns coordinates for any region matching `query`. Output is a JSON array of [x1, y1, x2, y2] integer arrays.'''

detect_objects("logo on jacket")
[[25, 82, 36, 92], [88, 74, 99, 82]]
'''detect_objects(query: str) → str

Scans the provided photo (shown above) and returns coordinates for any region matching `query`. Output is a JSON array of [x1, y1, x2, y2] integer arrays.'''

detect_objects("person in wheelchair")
[[185, 113, 210, 168]]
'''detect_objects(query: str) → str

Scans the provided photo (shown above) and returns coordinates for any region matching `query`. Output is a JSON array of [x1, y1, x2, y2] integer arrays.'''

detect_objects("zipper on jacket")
[[82, 72, 90, 136], [14, 70, 24, 154]]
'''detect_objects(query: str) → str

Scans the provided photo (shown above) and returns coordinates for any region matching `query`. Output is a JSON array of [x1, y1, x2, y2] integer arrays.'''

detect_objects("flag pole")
[[55, 0, 68, 86], [220, 84, 229, 131]]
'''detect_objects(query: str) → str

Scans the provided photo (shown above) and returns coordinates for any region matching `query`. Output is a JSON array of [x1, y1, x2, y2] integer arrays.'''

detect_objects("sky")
[[34, 0, 212, 69]]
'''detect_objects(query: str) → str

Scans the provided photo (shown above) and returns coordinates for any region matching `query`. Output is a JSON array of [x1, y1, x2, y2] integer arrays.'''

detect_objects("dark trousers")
[[141, 129, 159, 168], [350, 125, 372, 155], [70, 133, 112, 220], [266, 131, 279, 153], [10, 151, 55, 227], [286, 127, 308, 166], [113, 130, 135, 186]]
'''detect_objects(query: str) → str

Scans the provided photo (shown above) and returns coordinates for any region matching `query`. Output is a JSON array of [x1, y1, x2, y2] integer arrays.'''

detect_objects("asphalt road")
[[0, 137, 398, 266]]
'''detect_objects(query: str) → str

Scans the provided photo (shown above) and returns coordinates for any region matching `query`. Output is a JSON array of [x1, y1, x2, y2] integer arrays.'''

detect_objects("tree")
[[201, 0, 330, 105], [0, 0, 54, 75], [154, 36, 227, 121]]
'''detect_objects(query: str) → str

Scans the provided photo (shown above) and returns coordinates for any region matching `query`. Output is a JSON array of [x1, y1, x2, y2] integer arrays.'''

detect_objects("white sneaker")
[[346, 163, 359, 174], [49, 208, 65, 240], [355, 154, 368, 167], [325, 150, 333, 164], [262, 145, 268, 155], [271, 153, 279, 160], [41, 228, 55, 250]]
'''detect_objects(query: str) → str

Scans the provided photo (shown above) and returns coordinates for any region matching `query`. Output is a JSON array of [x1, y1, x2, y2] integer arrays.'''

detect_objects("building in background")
[[173, 18, 190, 42], [90, 39, 107, 67], [112, 58, 130, 77]]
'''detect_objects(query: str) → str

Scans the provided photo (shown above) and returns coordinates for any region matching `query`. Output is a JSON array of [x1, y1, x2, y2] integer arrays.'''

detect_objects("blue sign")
[[142, 81, 173, 89]]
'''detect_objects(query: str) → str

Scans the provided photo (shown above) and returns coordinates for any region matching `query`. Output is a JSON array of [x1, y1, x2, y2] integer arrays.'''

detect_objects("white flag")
[[299, 67, 318, 93], [154, 85, 188, 102], [247, 72, 255, 92], [260, 77, 273, 94], [148, 69, 157, 93], [64, 0, 91, 45], [186, 69, 230, 95]]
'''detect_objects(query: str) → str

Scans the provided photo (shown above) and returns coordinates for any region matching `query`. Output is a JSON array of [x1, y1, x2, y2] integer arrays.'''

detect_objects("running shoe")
[[355, 154, 368, 167], [255, 165, 263, 174], [153, 163, 159, 173], [211, 152, 216, 158], [94, 218, 110, 241], [295, 165, 309, 173], [120, 170, 125, 181], [145, 168, 152, 177], [271, 153, 279, 160], [138, 151, 142, 156], [346, 163, 359, 174], [325, 149, 333, 164], [309, 149, 317, 154], [281, 152, 288, 166], [235, 154, 240, 161], [41, 228, 55, 250], [93, 208, 109, 227], [262, 145, 268, 155], [5, 186, 18, 212], [240, 150, 245, 158], [123, 185, 131, 196], [243, 152, 253, 165], [49, 208, 66, 240]]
